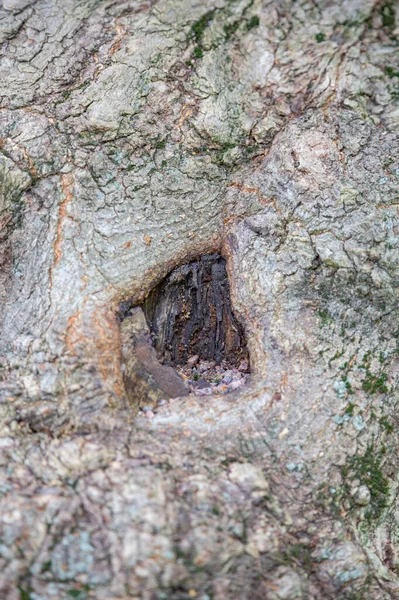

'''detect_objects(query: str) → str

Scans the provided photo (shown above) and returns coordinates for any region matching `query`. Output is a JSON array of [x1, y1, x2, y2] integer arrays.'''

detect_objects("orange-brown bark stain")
[[65, 309, 84, 354], [65, 304, 124, 399], [93, 308, 124, 397], [49, 173, 74, 290], [228, 181, 280, 211]]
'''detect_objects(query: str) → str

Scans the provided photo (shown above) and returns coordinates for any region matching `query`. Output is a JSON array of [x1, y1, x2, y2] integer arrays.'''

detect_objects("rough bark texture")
[[0, 0, 399, 598]]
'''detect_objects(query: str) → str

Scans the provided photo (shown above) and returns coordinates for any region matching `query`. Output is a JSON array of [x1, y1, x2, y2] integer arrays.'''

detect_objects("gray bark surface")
[[0, 0, 399, 598]]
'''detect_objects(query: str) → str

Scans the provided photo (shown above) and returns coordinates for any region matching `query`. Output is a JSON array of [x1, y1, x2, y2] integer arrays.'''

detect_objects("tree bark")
[[0, 0, 399, 598]]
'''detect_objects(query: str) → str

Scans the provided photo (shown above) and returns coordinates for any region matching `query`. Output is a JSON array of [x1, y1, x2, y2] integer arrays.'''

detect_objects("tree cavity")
[[119, 253, 249, 410]]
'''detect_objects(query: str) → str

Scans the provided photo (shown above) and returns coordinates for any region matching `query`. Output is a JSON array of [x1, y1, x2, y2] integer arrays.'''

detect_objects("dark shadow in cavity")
[[118, 253, 249, 406]]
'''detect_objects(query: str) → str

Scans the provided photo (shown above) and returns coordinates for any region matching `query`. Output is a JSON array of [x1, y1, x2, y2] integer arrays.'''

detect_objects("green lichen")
[[193, 45, 204, 58], [224, 20, 240, 39], [361, 370, 388, 395], [359, 350, 371, 368], [41, 560, 52, 573], [381, 2, 396, 29], [329, 349, 344, 366], [214, 141, 240, 164], [188, 10, 215, 61], [380, 416, 394, 434], [67, 587, 90, 599], [318, 308, 333, 327], [190, 10, 214, 42], [341, 375, 354, 395], [155, 461, 173, 472], [246, 16, 260, 30], [386, 66, 399, 78], [315, 32, 326, 43], [283, 543, 313, 572], [342, 445, 389, 521], [390, 86, 399, 100], [340, 19, 363, 29]]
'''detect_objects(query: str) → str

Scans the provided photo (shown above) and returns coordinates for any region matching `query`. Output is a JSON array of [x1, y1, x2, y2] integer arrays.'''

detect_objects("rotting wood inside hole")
[[119, 253, 249, 405]]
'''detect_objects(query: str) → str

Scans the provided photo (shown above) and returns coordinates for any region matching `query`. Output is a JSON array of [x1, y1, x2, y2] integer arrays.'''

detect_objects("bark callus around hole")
[[119, 254, 249, 407]]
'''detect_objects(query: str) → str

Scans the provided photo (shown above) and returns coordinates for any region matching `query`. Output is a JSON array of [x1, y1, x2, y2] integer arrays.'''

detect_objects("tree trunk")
[[1, 0, 399, 598]]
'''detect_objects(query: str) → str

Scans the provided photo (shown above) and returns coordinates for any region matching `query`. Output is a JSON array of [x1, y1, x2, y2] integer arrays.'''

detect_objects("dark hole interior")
[[119, 253, 249, 402], [142, 253, 247, 367]]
